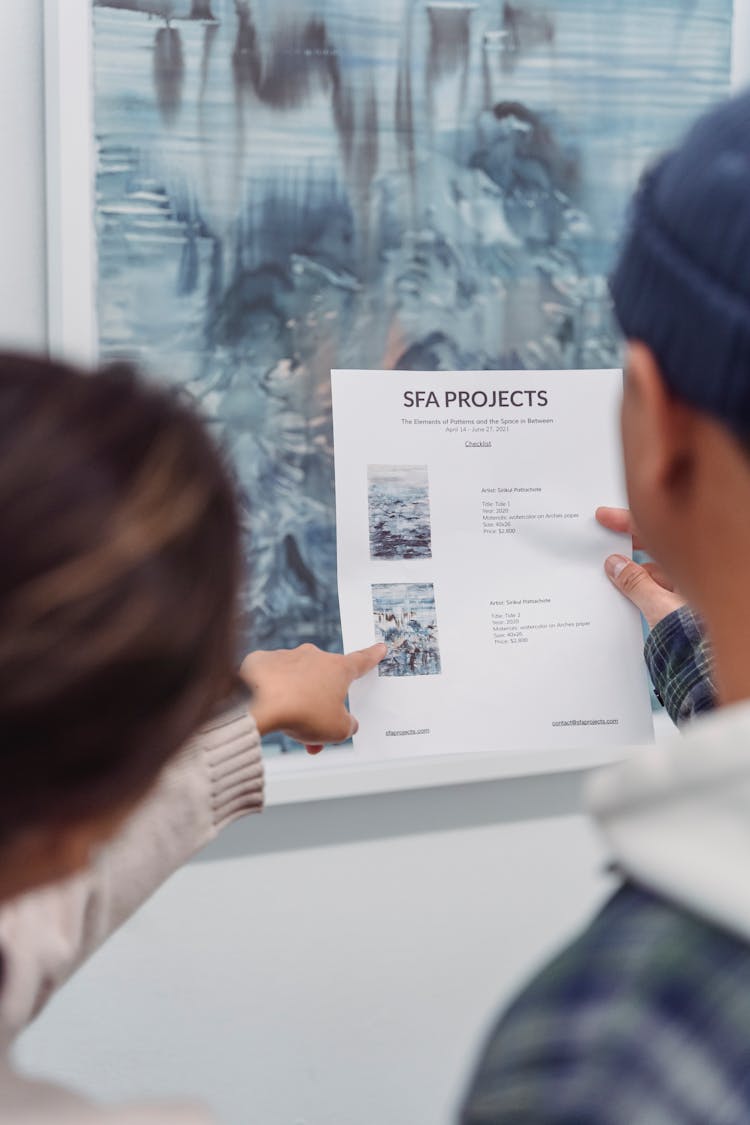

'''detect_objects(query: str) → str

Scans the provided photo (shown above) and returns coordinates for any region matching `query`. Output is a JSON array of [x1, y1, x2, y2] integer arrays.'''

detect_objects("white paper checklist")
[[332, 369, 654, 764]]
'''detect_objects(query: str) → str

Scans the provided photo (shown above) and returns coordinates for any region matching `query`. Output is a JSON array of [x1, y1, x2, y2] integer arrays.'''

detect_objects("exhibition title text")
[[403, 389, 549, 409]]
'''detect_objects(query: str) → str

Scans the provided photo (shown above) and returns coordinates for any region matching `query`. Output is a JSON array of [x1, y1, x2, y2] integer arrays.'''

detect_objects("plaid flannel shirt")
[[644, 604, 716, 725], [460, 606, 750, 1125]]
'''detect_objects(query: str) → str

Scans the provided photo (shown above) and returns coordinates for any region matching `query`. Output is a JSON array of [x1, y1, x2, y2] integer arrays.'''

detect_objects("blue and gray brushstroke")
[[92, 0, 732, 672]]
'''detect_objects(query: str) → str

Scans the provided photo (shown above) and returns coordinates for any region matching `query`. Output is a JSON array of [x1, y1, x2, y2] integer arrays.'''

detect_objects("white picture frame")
[[43, 0, 749, 805]]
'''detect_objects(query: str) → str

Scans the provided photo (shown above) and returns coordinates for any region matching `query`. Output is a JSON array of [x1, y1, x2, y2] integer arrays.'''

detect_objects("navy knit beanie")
[[610, 89, 750, 438]]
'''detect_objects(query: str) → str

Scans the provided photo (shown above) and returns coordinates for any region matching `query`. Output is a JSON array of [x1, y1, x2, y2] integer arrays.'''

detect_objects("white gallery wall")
[[0, 5, 718, 1125]]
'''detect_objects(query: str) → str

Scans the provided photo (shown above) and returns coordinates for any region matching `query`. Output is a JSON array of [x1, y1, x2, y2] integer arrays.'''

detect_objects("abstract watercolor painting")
[[372, 583, 441, 677], [368, 464, 432, 560], [92, 0, 732, 668]]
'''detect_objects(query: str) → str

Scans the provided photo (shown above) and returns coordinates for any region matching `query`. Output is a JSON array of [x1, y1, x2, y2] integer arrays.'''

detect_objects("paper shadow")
[[195, 769, 590, 863]]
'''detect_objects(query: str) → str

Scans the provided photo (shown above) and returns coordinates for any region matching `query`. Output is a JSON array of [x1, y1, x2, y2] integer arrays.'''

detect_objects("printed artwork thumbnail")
[[367, 464, 432, 560], [372, 582, 441, 677]]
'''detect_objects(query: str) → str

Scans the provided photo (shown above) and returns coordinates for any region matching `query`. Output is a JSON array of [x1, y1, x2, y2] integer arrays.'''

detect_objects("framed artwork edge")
[[43, 0, 748, 805]]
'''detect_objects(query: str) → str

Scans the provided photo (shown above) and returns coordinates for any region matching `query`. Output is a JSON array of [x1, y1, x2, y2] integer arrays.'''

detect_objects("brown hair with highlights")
[[0, 354, 243, 838]]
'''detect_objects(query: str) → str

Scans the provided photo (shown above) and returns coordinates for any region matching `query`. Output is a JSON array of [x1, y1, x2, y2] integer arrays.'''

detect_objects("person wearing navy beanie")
[[462, 91, 750, 1124], [612, 88, 750, 437]]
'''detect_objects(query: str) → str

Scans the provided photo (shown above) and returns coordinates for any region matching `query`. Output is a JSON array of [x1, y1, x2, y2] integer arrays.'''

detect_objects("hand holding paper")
[[596, 506, 686, 629]]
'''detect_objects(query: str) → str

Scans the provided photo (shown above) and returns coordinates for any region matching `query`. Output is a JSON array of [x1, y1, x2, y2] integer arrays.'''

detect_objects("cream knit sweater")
[[0, 704, 264, 1123]]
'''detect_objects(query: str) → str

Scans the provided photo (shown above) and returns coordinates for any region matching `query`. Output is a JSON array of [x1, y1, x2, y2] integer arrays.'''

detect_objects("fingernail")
[[605, 554, 629, 580], [305, 744, 324, 755]]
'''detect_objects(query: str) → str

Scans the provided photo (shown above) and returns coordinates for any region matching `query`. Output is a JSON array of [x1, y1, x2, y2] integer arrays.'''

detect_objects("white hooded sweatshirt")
[[589, 699, 750, 946]]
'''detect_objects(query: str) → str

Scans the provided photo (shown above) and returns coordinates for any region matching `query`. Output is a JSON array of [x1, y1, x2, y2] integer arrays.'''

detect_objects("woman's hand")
[[241, 642, 386, 754], [596, 506, 685, 630]]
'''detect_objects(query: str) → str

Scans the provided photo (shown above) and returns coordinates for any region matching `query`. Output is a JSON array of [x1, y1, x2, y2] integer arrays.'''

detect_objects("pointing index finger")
[[344, 643, 387, 681]]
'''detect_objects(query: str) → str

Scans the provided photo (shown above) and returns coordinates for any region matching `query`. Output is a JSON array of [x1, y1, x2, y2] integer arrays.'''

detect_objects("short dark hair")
[[0, 354, 243, 838]]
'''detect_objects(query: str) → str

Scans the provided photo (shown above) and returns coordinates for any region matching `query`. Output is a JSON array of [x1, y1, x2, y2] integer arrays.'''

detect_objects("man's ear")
[[625, 341, 697, 500]]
